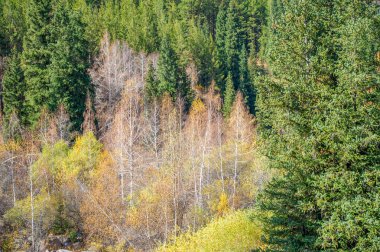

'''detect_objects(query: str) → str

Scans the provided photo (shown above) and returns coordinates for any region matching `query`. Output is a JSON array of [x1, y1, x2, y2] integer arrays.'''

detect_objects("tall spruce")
[[22, 0, 52, 125], [156, 34, 192, 107], [157, 35, 181, 97], [256, 1, 338, 250], [257, 0, 380, 251], [49, 1, 90, 131], [223, 72, 235, 117], [2, 48, 26, 123], [145, 62, 159, 101], [215, 4, 228, 91], [225, 0, 242, 88], [315, 1, 380, 250], [238, 44, 255, 113]]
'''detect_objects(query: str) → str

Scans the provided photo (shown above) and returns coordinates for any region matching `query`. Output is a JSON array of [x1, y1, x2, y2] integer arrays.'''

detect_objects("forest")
[[0, 0, 379, 251]]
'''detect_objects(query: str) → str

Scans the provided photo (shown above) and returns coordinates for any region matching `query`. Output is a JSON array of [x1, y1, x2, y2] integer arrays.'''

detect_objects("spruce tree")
[[225, 0, 242, 88], [2, 48, 26, 123], [145, 62, 159, 101], [157, 35, 179, 97], [256, 1, 337, 250], [22, 0, 52, 125], [257, 1, 380, 251], [215, 4, 228, 91], [238, 44, 255, 114], [49, 1, 91, 131], [315, 2, 380, 250], [223, 72, 235, 117]]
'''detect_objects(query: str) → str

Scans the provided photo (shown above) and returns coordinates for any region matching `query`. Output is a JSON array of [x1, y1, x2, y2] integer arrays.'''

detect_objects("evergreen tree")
[[187, 20, 214, 86], [257, 1, 380, 251], [157, 35, 180, 97], [315, 2, 380, 250], [223, 72, 235, 117], [0, 0, 5, 55], [138, 0, 160, 53], [225, 0, 242, 88], [256, 1, 337, 250], [49, 1, 91, 131], [22, 0, 52, 125], [246, 0, 267, 57], [215, 2, 228, 92], [1, 0, 27, 52], [2, 48, 26, 123], [145, 62, 159, 101], [238, 44, 255, 114]]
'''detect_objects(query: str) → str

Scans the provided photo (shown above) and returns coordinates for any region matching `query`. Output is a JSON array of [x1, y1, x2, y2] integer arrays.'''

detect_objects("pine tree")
[[2, 48, 26, 123], [22, 0, 52, 125], [223, 72, 235, 117], [49, 1, 90, 131]]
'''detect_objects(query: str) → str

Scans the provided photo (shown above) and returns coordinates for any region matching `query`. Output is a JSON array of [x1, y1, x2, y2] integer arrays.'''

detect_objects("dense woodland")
[[0, 0, 379, 251]]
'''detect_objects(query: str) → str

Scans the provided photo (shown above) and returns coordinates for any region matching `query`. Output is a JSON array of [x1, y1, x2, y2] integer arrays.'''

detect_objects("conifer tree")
[[1, 0, 27, 53], [315, 2, 380, 250], [238, 44, 254, 114], [2, 48, 26, 123], [257, 1, 380, 251], [225, 0, 242, 88], [145, 62, 159, 101], [155, 34, 192, 107], [256, 1, 337, 250], [0, 0, 5, 55], [49, 1, 90, 131], [223, 72, 235, 117], [22, 0, 52, 125], [215, 3, 228, 91], [157, 35, 179, 97]]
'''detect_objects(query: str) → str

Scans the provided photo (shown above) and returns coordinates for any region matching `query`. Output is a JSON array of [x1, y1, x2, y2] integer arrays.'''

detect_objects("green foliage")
[[157, 35, 179, 97], [51, 203, 72, 235], [4, 191, 59, 230], [63, 132, 102, 183], [156, 34, 192, 104], [145, 62, 159, 101], [238, 44, 255, 113], [32, 140, 69, 189], [257, 1, 380, 251], [157, 210, 265, 252], [223, 72, 235, 117], [186, 20, 214, 86], [49, 1, 91, 131], [215, 4, 228, 90], [225, 0, 244, 88], [314, 2, 380, 250], [2, 48, 26, 124], [1, 0, 27, 53], [22, 0, 53, 125]]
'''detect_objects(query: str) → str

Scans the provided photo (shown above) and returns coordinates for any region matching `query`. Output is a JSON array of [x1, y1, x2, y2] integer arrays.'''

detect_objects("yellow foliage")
[[189, 98, 206, 115], [156, 210, 266, 252], [80, 151, 123, 243], [62, 132, 102, 183], [217, 192, 229, 216]]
